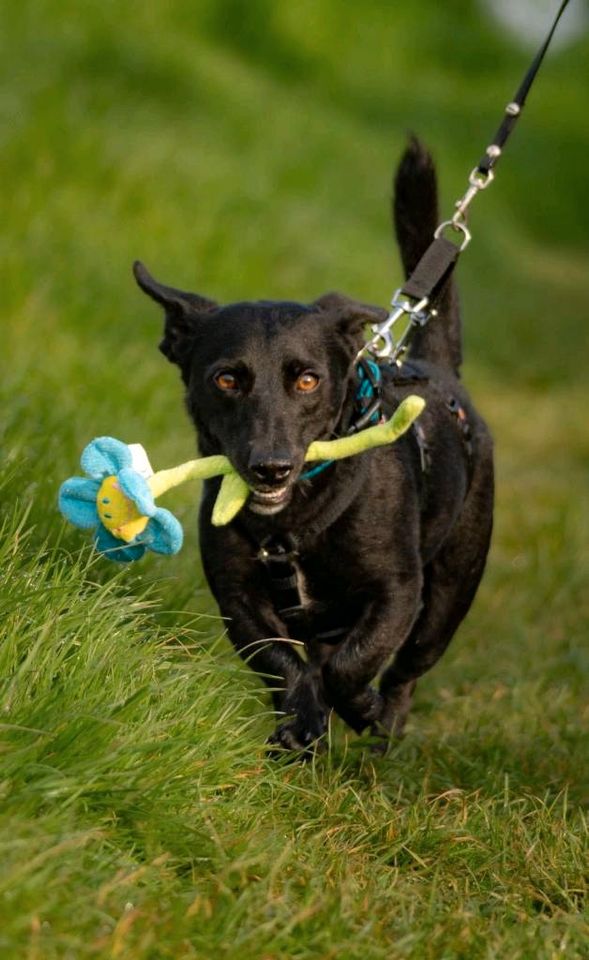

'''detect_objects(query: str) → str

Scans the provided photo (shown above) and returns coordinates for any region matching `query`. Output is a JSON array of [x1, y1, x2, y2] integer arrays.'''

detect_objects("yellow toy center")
[[96, 476, 149, 543]]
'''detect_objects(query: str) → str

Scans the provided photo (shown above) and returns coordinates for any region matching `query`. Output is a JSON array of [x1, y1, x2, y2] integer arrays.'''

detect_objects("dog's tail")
[[393, 137, 461, 373]]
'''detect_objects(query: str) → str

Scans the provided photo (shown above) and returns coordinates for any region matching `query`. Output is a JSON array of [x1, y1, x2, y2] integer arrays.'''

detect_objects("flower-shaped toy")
[[59, 395, 426, 563], [59, 437, 184, 562]]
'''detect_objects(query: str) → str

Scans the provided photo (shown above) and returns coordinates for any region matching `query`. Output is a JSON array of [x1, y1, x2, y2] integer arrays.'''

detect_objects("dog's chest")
[[280, 547, 365, 633]]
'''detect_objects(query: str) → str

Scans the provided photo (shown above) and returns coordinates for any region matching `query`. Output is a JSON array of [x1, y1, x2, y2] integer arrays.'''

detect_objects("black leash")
[[360, 0, 572, 364], [477, 0, 571, 178]]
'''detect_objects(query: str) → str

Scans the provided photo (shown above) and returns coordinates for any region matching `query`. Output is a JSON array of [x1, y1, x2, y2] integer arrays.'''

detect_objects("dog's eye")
[[214, 371, 239, 392], [295, 371, 320, 393]]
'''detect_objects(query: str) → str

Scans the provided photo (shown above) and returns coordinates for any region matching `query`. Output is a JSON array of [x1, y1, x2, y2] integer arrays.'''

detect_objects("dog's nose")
[[249, 458, 294, 486]]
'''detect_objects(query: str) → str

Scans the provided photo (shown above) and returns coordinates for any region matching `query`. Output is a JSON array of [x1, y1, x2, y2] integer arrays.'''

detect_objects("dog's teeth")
[[248, 485, 291, 514], [252, 487, 288, 502]]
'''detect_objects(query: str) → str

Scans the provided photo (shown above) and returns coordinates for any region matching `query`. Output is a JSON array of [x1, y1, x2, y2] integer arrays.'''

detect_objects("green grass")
[[1, 1, 588, 956]]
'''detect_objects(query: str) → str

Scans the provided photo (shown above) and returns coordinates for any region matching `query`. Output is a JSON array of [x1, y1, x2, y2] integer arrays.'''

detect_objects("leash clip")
[[361, 289, 429, 361], [442, 165, 495, 241]]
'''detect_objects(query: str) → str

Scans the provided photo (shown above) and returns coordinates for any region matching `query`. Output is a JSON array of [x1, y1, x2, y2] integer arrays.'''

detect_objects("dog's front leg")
[[221, 602, 328, 752], [200, 506, 327, 751], [322, 577, 422, 734], [268, 665, 328, 753]]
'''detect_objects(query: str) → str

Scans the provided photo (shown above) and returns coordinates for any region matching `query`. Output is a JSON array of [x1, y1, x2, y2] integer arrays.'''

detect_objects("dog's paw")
[[377, 680, 416, 740], [368, 721, 393, 755], [267, 716, 327, 757], [268, 681, 328, 756], [334, 685, 384, 734]]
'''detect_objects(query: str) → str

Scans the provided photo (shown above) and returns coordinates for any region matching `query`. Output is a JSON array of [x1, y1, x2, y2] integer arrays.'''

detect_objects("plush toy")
[[58, 395, 425, 562]]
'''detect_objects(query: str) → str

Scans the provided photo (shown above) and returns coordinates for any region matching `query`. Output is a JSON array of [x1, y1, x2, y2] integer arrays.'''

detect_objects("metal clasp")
[[448, 165, 495, 232], [432, 165, 494, 254], [359, 288, 430, 361]]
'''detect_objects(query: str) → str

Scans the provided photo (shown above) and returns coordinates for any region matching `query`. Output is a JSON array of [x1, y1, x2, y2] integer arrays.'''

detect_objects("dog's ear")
[[313, 292, 388, 346], [133, 261, 218, 366]]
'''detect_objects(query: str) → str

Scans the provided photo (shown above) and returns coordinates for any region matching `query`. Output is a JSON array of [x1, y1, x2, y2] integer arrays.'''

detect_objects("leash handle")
[[362, 0, 571, 363]]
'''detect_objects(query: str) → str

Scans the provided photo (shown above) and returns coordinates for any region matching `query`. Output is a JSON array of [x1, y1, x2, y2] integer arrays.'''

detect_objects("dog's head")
[[134, 261, 386, 515]]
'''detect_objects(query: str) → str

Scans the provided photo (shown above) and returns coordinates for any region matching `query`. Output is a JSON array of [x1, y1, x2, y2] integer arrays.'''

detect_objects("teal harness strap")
[[300, 459, 332, 481], [300, 360, 382, 482]]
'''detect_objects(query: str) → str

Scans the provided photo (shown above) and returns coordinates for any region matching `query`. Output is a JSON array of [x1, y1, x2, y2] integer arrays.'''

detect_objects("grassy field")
[[1, 1, 588, 957]]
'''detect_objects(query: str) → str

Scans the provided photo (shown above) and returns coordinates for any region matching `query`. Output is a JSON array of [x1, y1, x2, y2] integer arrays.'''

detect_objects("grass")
[[1, 0, 588, 956]]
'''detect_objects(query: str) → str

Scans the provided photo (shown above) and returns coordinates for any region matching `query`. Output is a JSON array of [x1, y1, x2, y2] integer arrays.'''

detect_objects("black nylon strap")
[[258, 536, 302, 617], [478, 0, 570, 175], [401, 236, 460, 301]]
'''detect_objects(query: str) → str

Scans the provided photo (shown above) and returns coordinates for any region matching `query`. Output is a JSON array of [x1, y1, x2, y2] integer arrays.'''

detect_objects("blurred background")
[[1, 0, 588, 678]]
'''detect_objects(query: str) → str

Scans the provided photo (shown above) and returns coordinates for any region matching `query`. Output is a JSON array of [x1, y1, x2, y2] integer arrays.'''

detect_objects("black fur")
[[134, 139, 494, 752]]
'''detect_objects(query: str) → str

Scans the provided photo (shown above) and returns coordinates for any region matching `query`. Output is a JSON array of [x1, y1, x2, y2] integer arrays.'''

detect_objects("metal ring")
[[433, 219, 472, 251]]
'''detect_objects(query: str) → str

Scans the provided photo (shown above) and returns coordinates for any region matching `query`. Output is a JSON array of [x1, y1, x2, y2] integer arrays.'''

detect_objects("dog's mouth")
[[248, 484, 292, 515]]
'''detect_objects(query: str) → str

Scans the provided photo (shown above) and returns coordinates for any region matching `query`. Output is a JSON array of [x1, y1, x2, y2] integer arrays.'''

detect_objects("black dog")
[[134, 140, 494, 751]]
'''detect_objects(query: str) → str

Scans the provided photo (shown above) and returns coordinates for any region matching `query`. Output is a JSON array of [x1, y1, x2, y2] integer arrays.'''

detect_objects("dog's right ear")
[[313, 291, 388, 352], [133, 261, 217, 366]]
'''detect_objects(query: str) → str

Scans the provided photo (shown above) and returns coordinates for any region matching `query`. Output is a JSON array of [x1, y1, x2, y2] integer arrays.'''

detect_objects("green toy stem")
[[144, 394, 425, 528], [213, 473, 251, 526], [148, 454, 233, 499], [306, 394, 425, 462]]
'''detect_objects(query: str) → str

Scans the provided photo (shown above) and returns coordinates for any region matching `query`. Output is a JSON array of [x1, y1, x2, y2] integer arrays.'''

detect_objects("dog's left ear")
[[133, 260, 218, 368], [313, 292, 388, 344]]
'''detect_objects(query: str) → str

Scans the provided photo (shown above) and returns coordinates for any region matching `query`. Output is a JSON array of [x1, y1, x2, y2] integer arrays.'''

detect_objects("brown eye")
[[295, 371, 320, 393], [214, 371, 239, 392]]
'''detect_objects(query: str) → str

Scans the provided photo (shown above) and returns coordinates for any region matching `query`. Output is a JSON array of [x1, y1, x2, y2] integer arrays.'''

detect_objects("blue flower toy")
[[59, 437, 184, 562]]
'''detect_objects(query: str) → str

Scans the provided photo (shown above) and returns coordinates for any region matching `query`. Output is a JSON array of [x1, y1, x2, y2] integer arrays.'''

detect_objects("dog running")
[[134, 139, 494, 752]]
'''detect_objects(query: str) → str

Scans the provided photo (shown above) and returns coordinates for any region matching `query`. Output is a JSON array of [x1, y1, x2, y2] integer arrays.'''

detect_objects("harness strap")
[[257, 535, 350, 643], [257, 533, 310, 637]]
